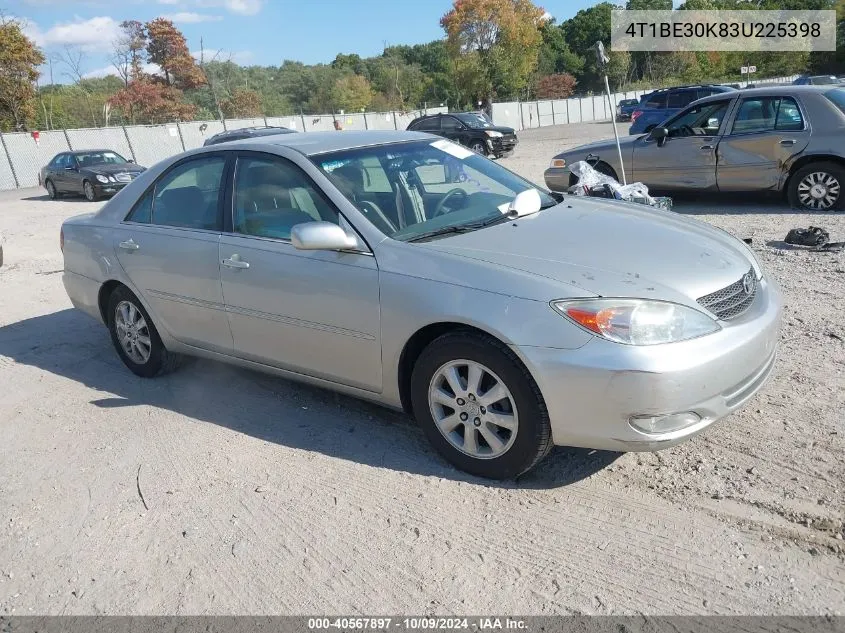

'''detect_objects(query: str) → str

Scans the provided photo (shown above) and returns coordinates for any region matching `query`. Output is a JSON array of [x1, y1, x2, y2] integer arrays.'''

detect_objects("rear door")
[[632, 98, 734, 189], [112, 153, 233, 354], [716, 95, 810, 191]]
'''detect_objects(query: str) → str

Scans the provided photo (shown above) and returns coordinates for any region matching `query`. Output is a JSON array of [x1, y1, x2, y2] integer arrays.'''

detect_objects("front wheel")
[[107, 285, 183, 378], [788, 162, 845, 211], [410, 332, 553, 479], [469, 141, 487, 156], [83, 180, 98, 202]]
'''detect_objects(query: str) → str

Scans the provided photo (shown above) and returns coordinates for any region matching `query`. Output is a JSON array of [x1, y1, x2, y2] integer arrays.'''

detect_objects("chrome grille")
[[697, 268, 757, 320], [115, 173, 134, 183]]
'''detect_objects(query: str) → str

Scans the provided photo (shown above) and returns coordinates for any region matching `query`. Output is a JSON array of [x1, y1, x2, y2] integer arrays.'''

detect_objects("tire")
[[469, 141, 487, 156], [788, 162, 845, 211], [593, 161, 617, 180], [410, 331, 553, 479], [45, 179, 60, 200], [107, 285, 183, 378], [83, 180, 98, 202]]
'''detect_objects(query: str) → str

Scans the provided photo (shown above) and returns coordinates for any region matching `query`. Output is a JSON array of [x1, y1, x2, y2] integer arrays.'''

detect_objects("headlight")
[[549, 158, 566, 168], [484, 130, 503, 138], [551, 298, 720, 345], [95, 174, 109, 183]]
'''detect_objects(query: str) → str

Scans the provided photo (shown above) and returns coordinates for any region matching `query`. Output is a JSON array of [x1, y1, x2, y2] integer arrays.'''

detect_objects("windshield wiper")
[[404, 213, 514, 243]]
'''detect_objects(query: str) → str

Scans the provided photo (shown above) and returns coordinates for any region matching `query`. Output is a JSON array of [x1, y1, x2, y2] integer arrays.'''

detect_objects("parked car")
[[40, 150, 146, 201], [793, 75, 839, 86], [407, 112, 517, 158], [60, 130, 781, 478], [203, 125, 296, 146], [616, 98, 639, 122], [546, 86, 845, 211], [629, 84, 737, 134]]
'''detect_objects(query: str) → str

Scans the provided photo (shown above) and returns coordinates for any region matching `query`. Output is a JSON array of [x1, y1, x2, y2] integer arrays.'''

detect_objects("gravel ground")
[[0, 123, 843, 615]]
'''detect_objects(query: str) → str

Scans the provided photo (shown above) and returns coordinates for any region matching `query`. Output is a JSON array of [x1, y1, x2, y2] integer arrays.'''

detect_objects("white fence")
[[0, 75, 799, 190], [0, 107, 447, 190], [493, 74, 799, 132]]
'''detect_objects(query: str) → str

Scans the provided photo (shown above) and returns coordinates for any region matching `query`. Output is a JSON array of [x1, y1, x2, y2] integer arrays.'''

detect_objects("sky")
[[4, 0, 603, 81]]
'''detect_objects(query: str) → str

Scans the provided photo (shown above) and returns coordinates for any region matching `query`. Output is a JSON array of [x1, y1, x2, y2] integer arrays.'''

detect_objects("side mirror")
[[127, 159, 135, 164], [506, 188, 542, 218], [649, 127, 669, 146], [291, 221, 358, 251]]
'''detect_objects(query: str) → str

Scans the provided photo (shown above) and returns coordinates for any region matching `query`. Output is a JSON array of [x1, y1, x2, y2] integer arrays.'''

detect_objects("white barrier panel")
[[0, 139, 16, 190], [521, 102, 540, 129], [491, 102, 522, 130], [226, 118, 266, 131], [66, 127, 132, 160], [304, 115, 337, 132], [538, 101, 554, 126], [266, 116, 303, 132], [364, 112, 396, 130], [125, 125, 184, 168], [336, 113, 366, 131], [179, 120, 225, 150], [581, 97, 595, 122], [552, 100, 569, 124], [2, 131, 72, 189]]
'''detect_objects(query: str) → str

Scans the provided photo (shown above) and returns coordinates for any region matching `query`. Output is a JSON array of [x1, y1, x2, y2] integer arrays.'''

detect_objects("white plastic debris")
[[567, 160, 672, 210]]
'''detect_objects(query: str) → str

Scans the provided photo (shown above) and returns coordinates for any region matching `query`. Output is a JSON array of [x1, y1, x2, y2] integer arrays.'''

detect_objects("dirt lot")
[[0, 122, 843, 615]]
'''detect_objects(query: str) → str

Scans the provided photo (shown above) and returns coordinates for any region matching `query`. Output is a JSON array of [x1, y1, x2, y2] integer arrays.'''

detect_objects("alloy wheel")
[[797, 171, 840, 210], [114, 300, 152, 364], [84, 182, 96, 202], [427, 359, 518, 459]]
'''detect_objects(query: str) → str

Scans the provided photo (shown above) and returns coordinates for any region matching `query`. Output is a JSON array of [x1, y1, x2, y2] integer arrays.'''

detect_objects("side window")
[[667, 101, 730, 138], [645, 93, 667, 108], [440, 116, 462, 131], [151, 156, 225, 230], [233, 156, 339, 240], [775, 97, 804, 131], [414, 117, 440, 132], [127, 189, 153, 223], [731, 97, 792, 134], [667, 90, 696, 109], [51, 154, 65, 168]]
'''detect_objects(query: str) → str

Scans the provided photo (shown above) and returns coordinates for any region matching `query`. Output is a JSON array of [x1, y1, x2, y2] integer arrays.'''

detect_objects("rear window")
[[824, 88, 845, 115], [644, 93, 667, 108]]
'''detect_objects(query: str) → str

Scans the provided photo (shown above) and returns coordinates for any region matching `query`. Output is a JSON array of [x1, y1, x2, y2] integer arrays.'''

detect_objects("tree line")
[[1, 0, 842, 132]]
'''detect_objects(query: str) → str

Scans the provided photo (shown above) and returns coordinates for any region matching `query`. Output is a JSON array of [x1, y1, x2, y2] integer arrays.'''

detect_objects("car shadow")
[[0, 309, 619, 489], [665, 191, 845, 217], [21, 194, 94, 203]]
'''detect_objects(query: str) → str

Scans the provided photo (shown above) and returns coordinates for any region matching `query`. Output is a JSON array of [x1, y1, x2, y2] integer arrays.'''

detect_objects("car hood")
[[419, 198, 755, 306], [82, 163, 146, 175], [482, 125, 515, 135], [555, 135, 640, 159]]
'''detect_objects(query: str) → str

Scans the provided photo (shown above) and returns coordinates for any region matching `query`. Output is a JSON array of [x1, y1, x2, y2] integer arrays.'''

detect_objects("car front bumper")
[[488, 137, 518, 156], [93, 182, 129, 196], [513, 278, 782, 452]]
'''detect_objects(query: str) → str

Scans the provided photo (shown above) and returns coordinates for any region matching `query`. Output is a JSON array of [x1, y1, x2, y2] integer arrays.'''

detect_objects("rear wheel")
[[788, 162, 845, 211], [83, 180, 98, 202], [107, 285, 182, 378], [45, 179, 60, 200], [410, 331, 552, 479]]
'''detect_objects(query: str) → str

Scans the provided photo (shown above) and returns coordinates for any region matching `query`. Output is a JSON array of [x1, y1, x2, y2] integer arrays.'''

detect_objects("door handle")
[[118, 239, 139, 251], [222, 255, 250, 269], [700, 144, 714, 150], [779, 139, 796, 146]]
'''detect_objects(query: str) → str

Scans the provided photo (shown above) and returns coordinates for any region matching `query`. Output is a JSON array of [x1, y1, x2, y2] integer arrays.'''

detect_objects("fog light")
[[629, 412, 701, 435]]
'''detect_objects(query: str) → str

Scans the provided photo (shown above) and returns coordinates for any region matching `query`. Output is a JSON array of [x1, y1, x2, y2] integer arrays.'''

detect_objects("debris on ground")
[[567, 160, 672, 210], [784, 226, 845, 252]]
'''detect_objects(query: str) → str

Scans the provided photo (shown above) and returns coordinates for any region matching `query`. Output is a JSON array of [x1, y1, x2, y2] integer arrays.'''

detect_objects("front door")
[[113, 153, 233, 354], [218, 152, 382, 391], [632, 99, 733, 190], [717, 95, 811, 191]]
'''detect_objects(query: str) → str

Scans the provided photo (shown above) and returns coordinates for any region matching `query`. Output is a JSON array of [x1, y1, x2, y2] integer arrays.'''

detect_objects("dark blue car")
[[616, 98, 639, 122], [629, 85, 737, 134]]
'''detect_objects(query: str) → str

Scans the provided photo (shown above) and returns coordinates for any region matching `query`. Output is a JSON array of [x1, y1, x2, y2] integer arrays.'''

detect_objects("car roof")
[[695, 84, 841, 103], [70, 149, 117, 154], [227, 130, 434, 156]]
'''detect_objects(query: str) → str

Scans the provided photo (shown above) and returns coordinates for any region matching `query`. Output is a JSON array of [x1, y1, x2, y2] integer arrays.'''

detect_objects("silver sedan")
[[61, 130, 781, 478]]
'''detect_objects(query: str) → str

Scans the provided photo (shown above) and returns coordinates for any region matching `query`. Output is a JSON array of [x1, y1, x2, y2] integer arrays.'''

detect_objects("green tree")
[[441, 0, 546, 101], [0, 17, 45, 131], [331, 74, 374, 111]]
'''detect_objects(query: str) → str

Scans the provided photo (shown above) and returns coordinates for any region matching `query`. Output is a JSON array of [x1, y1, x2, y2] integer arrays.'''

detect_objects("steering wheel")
[[433, 188, 468, 217], [358, 199, 397, 233]]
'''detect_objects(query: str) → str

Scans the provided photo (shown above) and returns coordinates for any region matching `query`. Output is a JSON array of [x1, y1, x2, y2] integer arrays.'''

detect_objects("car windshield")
[[75, 151, 127, 166], [620, 99, 638, 106], [824, 88, 845, 115], [454, 113, 493, 129], [314, 139, 557, 242]]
